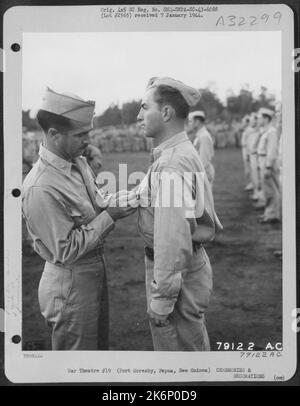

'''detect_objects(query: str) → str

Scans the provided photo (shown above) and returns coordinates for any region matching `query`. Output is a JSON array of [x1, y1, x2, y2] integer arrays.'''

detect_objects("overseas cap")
[[41, 87, 96, 131], [258, 107, 274, 118], [147, 77, 201, 107], [189, 110, 206, 120]]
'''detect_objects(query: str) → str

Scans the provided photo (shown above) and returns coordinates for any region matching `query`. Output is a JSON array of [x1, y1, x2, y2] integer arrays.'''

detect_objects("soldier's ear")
[[161, 104, 174, 122], [48, 127, 59, 139]]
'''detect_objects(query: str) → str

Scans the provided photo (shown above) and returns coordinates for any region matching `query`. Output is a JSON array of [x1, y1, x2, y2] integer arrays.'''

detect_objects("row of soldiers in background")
[[23, 131, 104, 178], [241, 106, 282, 235], [22, 118, 244, 175]]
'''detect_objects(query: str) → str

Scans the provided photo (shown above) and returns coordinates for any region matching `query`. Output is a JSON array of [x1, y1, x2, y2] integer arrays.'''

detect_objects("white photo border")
[[3, 3, 297, 383]]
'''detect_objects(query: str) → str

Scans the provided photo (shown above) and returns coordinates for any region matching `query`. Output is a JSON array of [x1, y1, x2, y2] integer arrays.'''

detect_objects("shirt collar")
[[39, 144, 73, 176], [152, 131, 189, 161]]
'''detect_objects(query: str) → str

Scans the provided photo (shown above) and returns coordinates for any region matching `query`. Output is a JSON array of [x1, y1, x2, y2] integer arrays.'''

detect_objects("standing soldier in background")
[[257, 107, 280, 224], [248, 113, 266, 208], [240, 115, 253, 192], [189, 110, 215, 186]]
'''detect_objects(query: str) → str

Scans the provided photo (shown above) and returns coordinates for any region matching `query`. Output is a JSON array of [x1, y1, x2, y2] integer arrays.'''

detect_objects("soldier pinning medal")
[[22, 87, 135, 351]]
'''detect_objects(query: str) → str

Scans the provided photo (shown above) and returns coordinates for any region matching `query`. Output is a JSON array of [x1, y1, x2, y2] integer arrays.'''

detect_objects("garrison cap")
[[147, 77, 201, 107], [41, 87, 96, 132], [258, 107, 274, 119], [189, 110, 206, 120]]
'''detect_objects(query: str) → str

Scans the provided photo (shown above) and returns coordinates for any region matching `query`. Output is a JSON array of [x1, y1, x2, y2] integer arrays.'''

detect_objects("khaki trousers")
[[38, 250, 109, 351], [259, 156, 280, 220], [242, 146, 251, 183], [145, 246, 212, 351]]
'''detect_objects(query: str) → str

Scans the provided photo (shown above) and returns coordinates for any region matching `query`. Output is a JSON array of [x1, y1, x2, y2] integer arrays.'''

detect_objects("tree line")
[[22, 86, 277, 131]]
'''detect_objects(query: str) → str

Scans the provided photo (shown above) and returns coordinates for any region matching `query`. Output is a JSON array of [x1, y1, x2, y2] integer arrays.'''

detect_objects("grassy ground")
[[21, 148, 282, 351]]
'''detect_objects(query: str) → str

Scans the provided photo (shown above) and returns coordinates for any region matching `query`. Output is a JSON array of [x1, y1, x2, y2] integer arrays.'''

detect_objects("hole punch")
[[11, 43, 21, 52], [11, 335, 21, 344], [12, 188, 21, 197]]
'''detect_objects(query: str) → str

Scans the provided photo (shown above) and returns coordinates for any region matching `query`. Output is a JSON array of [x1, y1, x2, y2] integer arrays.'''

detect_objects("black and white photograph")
[[2, 3, 297, 383]]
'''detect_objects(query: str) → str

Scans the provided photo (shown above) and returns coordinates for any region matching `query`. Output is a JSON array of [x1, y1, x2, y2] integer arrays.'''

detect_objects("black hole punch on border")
[[12, 335, 21, 344], [11, 43, 21, 52], [12, 188, 21, 197]]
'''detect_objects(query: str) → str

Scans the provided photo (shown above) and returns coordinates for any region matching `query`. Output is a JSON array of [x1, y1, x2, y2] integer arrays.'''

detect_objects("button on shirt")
[[137, 132, 221, 315], [22, 145, 114, 266]]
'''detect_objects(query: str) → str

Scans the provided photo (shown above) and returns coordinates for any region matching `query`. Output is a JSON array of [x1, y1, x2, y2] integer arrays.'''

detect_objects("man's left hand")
[[148, 309, 170, 327]]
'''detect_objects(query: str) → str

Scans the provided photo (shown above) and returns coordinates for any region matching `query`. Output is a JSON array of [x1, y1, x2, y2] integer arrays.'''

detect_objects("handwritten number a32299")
[[216, 12, 282, 27]]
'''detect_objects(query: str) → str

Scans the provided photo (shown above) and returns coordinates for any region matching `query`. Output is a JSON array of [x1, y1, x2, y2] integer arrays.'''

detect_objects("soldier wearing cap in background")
[[256, 107, 280, 224], [22, 87, 134, 350], [240, 115, 253, 192], [133, 77, 222, 351], [189, 110, 215, 186]]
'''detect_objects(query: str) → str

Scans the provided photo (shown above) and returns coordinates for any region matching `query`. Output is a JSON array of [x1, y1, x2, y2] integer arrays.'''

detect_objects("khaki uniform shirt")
[[137, 132, 221, 315], [22, 145, 114, 266], [257, 125, 278, 168], [248, 128, 262, 155], [193, 126, 214, 170], [241, 125, 253, 149]]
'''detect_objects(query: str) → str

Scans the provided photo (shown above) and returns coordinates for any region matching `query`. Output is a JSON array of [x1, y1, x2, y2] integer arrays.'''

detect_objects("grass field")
[[22, 147, 282, 351]]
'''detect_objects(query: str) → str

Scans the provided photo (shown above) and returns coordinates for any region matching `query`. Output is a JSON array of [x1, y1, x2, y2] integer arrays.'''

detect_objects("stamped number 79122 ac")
[[216, 342, 283, 351]]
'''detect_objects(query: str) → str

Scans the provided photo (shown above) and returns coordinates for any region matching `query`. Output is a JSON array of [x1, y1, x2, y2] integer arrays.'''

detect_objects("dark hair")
[[153, 85, 189, 119], [193, 115, 205, 123], [36, 109, 74, 134], [262, 114, 272, 122]]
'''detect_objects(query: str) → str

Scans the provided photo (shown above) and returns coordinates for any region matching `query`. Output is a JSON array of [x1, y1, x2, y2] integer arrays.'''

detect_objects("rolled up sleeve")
[[23, 186, 114, 266]]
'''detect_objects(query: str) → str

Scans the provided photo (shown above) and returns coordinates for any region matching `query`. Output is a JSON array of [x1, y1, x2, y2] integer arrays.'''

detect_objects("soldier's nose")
[[137, 110, 143, 121]]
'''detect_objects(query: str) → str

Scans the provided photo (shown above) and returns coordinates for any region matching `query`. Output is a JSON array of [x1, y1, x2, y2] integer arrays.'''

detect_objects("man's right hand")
[[106, 190, 137, 221]]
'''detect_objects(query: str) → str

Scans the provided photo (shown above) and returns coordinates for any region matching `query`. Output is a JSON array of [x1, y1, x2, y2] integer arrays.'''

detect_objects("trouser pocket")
[[38, 262, 73, 326]]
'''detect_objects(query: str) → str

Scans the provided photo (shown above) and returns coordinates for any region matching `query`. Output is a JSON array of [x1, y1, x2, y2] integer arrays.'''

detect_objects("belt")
[[258, 153, 266, 156], [144, 241, 203, 262]]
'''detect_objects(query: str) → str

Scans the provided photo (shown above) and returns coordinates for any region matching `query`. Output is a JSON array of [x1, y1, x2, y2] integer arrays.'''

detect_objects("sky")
[[22, 31, 281, 115]]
